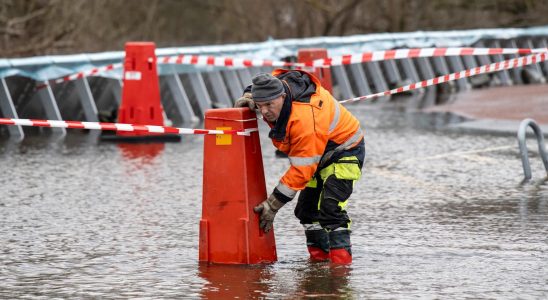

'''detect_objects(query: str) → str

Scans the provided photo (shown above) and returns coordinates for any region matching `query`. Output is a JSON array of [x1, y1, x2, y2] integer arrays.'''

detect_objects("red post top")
[[298, 48, 333, 94], [117, 41, 164, 135]]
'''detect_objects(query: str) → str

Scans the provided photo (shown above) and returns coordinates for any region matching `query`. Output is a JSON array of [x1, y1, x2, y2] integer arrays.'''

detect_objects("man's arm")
[[274, 116, 329, 203]]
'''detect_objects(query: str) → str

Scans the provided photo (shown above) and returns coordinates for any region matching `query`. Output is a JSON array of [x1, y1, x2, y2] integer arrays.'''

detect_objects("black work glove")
[[253, 193, 285, 233], [234, 92, 255, 109]]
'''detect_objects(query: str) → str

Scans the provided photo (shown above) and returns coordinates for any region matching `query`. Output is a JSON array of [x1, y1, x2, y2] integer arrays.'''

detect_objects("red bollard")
[[200, 108, 277, 264], [117, 42, 165, 136], [298, 48, 333, 94]]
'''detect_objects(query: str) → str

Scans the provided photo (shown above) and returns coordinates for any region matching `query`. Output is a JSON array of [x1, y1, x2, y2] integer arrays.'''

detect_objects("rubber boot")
[[305, 229, 330, 262], [329, 229, 352, 265]]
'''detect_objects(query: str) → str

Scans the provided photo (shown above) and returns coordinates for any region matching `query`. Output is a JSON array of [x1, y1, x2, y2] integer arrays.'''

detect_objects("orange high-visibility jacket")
[[270, 69, 363, 200]]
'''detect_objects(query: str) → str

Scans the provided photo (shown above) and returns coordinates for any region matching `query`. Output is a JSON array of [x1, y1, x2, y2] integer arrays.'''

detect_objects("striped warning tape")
[[7, 51, 547, 136], [0, 118, 258, 136], [339, 51, 548, 104], [305, 47, 548, 67], [35, 63, 123, 89], [158, 54, 294, 68], [156, 48, 548, 68], [36, 55, 293, 88], [38, 47, 548, 87]]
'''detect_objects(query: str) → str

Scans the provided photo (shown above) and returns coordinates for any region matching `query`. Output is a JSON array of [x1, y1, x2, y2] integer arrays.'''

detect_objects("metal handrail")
[[517, 118, 548, 180]]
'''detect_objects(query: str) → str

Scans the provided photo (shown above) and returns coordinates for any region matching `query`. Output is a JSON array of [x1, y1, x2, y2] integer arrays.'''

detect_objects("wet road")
[[0, 107, 547, 299]]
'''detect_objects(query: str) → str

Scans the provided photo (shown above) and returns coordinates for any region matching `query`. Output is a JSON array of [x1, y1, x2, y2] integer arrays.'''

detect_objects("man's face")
[[255, 94, 285, 123]]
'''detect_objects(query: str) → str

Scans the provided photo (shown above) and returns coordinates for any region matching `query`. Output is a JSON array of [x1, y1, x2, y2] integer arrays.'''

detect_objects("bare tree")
[[1, 0, 547, 57]]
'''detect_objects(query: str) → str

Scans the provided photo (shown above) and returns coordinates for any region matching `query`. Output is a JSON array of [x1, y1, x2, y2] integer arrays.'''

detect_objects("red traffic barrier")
[[200, 108, 277, 264], [117, 42, 165, 136], [298, 48, 333, 94]]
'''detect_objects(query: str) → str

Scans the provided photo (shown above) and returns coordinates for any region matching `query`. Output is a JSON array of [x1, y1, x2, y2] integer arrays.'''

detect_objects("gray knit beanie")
[[251, 73, 284, 102]]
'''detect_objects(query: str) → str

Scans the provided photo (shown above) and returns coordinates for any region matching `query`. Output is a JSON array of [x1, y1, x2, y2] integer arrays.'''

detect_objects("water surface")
[[1, 108, 546, 298]]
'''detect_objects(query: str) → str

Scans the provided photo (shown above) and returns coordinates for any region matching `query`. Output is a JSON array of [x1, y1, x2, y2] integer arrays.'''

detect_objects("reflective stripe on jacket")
[[270, 69, 363, 200]]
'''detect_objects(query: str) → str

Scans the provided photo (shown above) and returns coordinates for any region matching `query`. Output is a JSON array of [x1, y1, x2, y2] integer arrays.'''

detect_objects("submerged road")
[[0, 107, 546, 298]]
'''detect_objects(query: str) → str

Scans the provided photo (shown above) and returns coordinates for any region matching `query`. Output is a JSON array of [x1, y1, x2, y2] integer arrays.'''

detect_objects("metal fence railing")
[[1, 27, 548, 140]]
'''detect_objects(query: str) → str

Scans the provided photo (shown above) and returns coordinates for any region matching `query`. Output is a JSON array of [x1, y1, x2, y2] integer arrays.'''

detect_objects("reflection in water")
[[198, 262, 353, 299], [198, 263, 273, 299], [117, 143, 164, 162], [290, 263, 352, 299], [518, 178, 548, 220]]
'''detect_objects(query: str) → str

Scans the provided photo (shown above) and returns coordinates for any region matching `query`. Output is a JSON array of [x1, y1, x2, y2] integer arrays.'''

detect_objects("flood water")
[[0, 107, 547, 299]]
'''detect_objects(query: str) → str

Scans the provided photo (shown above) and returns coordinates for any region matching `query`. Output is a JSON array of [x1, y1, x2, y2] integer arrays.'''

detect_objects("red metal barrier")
[[298, 48, 333, 94], [117, 42, 165, 136], [200, 108, 277, 264]]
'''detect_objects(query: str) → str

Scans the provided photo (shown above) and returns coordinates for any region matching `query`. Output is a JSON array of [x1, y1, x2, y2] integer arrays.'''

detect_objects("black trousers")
[[294, 141, 365, 231], [294, 175, 354, 231]]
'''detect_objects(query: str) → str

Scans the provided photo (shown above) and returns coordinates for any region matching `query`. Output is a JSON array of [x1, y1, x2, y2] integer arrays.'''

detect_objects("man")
[[234, 69, 365, 264]]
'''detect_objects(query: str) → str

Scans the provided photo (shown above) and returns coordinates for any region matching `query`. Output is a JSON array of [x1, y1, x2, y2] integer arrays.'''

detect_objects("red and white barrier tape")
[[0, 118, 258, 136], [307, 47, 548, 67], [158, 54, 295, 68], [157, 48, 548, 68], [39, 47, 548, 87], [36, 55, 294, 88], [8, 51, 548, 135], [36, 63, 123, 89], [339, 51, 548, 104]]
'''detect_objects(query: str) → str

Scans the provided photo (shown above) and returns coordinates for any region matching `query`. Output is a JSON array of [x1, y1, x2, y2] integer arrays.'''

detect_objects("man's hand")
[[234, 92, 255, 109], [253, 193, 285, 233]]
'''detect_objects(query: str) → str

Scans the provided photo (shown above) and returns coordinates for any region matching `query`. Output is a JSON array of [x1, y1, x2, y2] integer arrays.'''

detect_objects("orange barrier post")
[[298, 48, 333, 94], [117, 42, 165, 136], [200, 108, 277, 264]]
